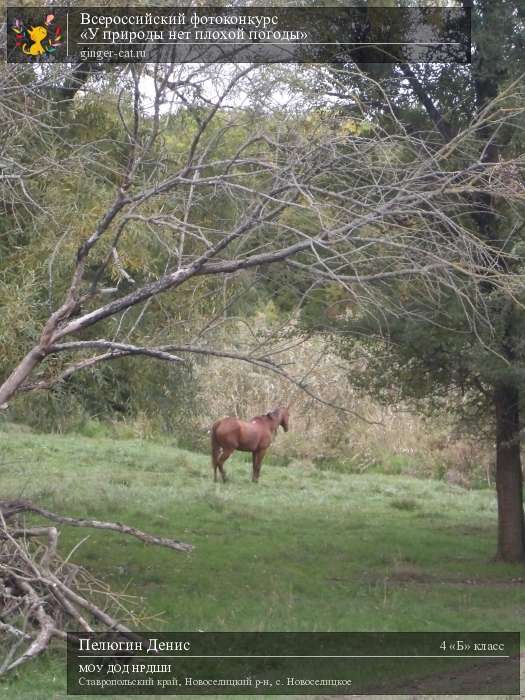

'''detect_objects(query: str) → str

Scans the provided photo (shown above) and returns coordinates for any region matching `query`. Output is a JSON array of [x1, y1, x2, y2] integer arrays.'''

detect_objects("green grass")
[[0, 425, 523, 699]]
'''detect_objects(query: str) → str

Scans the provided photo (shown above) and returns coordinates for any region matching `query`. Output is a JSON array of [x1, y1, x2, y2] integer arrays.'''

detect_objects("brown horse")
[[211, 406, 289, 483]]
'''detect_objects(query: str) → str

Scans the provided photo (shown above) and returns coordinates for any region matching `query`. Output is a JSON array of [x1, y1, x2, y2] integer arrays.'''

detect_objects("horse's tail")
[[211, 423, 221, 472]]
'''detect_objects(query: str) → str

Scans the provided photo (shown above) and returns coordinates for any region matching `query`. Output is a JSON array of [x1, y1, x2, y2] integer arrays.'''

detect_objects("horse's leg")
[[253, 449, 267, 483], [218, 447, 234, 483], [213, 449, 222, 482], [211, 431, 222, 482]]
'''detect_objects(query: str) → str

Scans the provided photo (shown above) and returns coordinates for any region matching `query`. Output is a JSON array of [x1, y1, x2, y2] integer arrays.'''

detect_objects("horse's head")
[[277, 406, 290, 432], [267, 406, 290, 432]]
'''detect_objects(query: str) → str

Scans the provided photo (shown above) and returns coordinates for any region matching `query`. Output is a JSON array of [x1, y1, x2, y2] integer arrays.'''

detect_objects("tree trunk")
[[0, 346, 45, 408], [494, 384, 525, 562]]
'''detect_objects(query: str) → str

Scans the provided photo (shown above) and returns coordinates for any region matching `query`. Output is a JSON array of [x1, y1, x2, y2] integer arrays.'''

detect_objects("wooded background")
[[1, 2, 524, 560]]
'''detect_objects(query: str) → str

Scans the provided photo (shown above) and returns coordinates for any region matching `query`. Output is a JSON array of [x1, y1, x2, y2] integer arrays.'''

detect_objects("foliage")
[[265, 3, 525, 440]]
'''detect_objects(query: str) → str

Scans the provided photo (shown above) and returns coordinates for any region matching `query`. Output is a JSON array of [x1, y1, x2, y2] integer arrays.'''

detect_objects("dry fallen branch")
[[0, 500, 193, 553], [0, 500, 192, 675]]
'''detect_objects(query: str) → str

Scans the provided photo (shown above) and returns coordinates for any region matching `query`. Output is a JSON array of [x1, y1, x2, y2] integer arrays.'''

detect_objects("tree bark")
[[494, 384, 525, 562], [0, 347, 46, 408]]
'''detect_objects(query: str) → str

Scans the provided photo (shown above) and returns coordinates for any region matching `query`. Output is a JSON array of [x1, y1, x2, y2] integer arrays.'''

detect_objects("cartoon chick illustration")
[[12, 15, 62, 57]]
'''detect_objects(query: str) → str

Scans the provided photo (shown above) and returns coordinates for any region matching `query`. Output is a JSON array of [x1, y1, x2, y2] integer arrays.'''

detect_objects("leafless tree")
[[0, 63, 523, 411]]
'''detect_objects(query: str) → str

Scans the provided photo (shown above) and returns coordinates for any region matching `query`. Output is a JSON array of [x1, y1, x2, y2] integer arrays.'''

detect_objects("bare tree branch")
[[1, 501, 193, 553]]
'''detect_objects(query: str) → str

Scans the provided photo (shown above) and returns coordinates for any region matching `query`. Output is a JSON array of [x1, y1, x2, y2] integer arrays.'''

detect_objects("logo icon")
[[12, 14, 62, 57]]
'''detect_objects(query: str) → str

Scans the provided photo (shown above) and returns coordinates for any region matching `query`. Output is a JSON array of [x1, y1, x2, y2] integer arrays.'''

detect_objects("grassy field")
[[0, 424, 523, 699]]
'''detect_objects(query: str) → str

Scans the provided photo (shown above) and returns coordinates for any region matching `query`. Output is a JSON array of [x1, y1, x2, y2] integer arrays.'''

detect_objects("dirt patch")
[[387, 568, 525, 587], [328, 568, 525, 588], [437, 524, 493, 536], [319, 652, 524, 699]]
